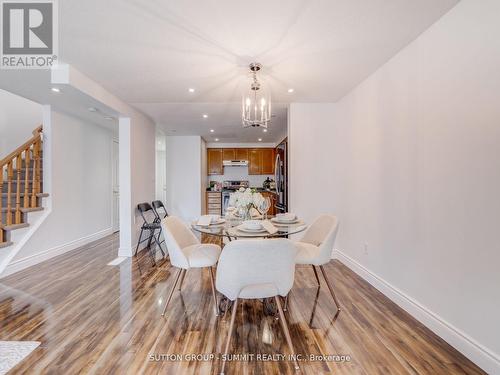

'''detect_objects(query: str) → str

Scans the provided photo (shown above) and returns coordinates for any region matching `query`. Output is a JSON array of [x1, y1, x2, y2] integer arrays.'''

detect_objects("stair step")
[[0, 241, 13, 249], [2, 222, 29, 231]]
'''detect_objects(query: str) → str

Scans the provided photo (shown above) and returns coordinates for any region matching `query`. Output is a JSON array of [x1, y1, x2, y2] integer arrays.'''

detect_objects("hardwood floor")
[[0, 233, 485, 374]]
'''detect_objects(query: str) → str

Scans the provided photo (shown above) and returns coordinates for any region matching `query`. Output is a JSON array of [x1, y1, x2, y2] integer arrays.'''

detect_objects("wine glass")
[[259, 197, 271, 220]]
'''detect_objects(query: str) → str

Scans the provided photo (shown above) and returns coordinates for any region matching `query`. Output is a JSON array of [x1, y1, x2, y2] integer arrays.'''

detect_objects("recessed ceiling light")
[[88, 107, 98, 112], [203, 114, 208, 118], [287, 88, 294, 93], [263, 129, 268, 133], [104, 116, 114, 121], [210, 129, 214, 133], [51, 87, 60, 93], [188, 88, 195, 93], [258, 138, 262, 142], [215, 138, 219, 142]]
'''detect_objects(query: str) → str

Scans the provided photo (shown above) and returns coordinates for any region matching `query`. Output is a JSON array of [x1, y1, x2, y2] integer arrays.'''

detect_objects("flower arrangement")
[[228, 187, 264, 219]]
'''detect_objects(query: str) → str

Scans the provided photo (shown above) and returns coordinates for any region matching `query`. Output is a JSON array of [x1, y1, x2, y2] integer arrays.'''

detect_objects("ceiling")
[[0, 70, 119, 133], [56, 0, 458, 142]]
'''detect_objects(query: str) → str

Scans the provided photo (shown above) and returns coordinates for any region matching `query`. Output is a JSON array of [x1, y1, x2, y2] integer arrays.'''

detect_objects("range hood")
[[223, 160, 249, 167]]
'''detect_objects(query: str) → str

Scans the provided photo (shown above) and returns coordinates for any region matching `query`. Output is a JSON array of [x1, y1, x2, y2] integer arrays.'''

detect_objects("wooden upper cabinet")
[[207, 148, 223, 175], [248, 149, 262, 175], [222, 148, 235, 161], [207, 147, 272, 175], [261, 148, 275, 175], [234, 148, 248, 161]]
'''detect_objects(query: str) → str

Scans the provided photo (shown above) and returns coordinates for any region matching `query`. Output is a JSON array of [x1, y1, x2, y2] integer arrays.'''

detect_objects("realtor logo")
[[1, 0, 58, 69]]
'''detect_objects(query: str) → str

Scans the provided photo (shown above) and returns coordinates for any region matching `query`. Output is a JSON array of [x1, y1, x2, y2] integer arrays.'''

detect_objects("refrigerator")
[[274, 139, 288, 213]]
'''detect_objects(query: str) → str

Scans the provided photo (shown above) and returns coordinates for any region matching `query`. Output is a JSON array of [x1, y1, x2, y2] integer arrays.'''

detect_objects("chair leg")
[[275, 296, 300, 371], [319, 265, 341, 312], [134, 228, 144, 256], [178, 269, 187, 291], [209, 267, 219, 317], [152, 232, 165, 258], [161, 268, 183, 317], [283, 294, 289, 311], [220, 298, 238, 375], [146, 229, 154, 249], [312, 265, 321, 286]]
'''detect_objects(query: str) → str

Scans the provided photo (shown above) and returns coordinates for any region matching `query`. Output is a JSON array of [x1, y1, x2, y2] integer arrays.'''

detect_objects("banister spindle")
[[7, 161, 13, 226], [35, 138, 41, 198], [0, 165, 4, 243], [31, 142, 38, 207], [15, 154, 22, 224], [24, 147, 31, 208]]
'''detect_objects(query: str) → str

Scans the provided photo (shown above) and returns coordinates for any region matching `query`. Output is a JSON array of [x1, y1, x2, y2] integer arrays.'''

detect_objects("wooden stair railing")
[[0, 125, 43, 244]]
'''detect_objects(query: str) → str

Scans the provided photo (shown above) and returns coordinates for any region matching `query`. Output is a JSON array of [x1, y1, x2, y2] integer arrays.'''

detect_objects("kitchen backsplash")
[[208, 167, 273, 188]]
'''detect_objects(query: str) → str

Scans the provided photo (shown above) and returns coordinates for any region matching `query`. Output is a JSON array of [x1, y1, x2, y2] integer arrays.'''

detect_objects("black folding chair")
[[152, 200, 169, 221], [134, 203, 166, 265], [152, 200, 169, 251]]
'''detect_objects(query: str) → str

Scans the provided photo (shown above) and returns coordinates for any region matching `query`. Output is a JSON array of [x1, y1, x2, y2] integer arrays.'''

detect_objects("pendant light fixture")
[[242, 62, 271, 128]]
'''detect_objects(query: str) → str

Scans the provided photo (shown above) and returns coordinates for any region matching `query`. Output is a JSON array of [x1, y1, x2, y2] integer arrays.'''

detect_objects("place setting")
[[195, 214, 226, 227]]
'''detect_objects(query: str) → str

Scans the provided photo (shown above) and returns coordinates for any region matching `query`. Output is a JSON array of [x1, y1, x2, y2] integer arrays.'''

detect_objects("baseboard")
[[332, 249, 500, 375], [1, 228, 114, 278], [118, 246, 133, 257]]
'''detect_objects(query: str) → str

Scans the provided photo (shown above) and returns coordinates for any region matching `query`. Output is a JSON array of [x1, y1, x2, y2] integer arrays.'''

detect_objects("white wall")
[[9, 110, 114, 265], [0, 89, 42, 159], [289, 0, 500, 373], [165, 136, 202, 221]]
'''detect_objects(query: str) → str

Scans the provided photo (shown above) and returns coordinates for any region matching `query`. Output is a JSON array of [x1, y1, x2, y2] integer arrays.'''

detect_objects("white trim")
[[107, 257, 127, 266], [118, 245, 133, 257], [332, 249, 500, 375], [1, 228, 113, 278]]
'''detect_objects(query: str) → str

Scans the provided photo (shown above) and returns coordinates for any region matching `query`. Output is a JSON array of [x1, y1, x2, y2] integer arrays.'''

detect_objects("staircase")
[[0, 126, 48, 249]]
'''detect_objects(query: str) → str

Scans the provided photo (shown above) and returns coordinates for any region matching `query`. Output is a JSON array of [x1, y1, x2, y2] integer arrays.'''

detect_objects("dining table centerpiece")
[[228, 187, 265, 220]]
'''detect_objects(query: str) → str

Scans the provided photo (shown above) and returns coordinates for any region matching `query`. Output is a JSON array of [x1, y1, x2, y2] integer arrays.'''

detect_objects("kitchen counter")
[[252, 187, 277, 194]]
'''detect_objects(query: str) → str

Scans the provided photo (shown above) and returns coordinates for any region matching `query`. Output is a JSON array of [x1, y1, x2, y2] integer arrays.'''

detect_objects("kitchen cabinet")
[[248, 149, 262, 175], [207, 148, 223, 175], [207, 147, 274, 175], [234, 148, 248, 161], [261, 148, 275, 174], [206, 192, 222, 215], [222, 148, 235, 161], [248, 148, 274, 175]]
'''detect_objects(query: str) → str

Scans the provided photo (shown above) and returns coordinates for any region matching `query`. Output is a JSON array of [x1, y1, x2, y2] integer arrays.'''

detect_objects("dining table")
[[191, 213, 308, 315], [191, 214, 307, 240]]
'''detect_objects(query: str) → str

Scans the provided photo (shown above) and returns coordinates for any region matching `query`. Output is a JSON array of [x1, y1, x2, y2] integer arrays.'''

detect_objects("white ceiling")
[[0, 70, 120, 133], [57, 0, 458, 142]]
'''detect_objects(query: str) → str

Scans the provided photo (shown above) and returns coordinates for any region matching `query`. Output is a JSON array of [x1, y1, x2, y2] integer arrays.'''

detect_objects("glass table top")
[[191, 215, 307, 239]]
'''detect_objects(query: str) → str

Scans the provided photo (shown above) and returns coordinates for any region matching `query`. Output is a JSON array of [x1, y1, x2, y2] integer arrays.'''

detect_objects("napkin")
[[261, 220, 278, 235], [197, 215, 212, 226]]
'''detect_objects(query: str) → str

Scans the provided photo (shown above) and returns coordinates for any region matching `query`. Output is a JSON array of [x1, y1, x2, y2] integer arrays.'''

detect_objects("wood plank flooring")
[[0, 233, 485, 374]]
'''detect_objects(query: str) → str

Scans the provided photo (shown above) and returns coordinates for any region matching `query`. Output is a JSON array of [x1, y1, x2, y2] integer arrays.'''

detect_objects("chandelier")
[[242, 62, 271, 128]]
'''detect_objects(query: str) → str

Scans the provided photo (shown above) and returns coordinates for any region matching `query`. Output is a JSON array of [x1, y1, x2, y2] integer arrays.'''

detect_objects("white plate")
[[271, 217, 300, 224], [210, 218, 226, 225], [237, 225, 267, 233]]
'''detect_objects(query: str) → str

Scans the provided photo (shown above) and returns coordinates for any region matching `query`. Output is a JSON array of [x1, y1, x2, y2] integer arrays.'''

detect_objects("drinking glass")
[[260, 197, 271, 219]]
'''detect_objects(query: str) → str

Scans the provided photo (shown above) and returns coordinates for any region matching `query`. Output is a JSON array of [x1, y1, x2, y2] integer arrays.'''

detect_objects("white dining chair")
[[216, 239, 299, 375], [293, 214, 341, 313], [160, 216, 221, 317]]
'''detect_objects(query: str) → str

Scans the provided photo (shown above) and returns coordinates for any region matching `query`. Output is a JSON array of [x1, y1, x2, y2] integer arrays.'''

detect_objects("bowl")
[[242, 220, 262, 230], [276, 213, 297, 222]]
